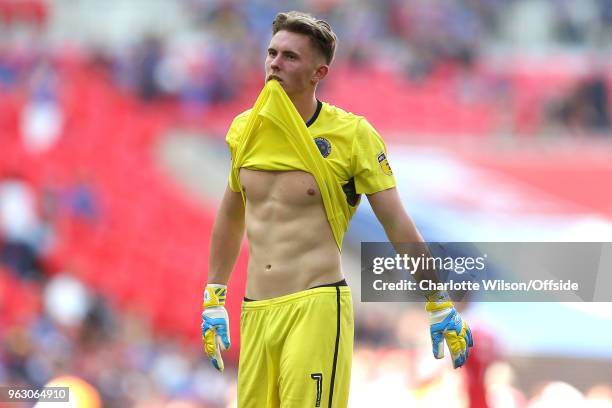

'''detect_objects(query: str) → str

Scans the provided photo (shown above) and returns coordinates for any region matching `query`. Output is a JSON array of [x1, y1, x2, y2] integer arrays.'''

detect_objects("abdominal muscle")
[[240, 168, 343, 300]]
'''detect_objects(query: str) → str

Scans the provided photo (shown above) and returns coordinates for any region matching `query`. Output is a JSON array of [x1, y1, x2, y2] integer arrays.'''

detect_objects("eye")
[[286, 54, 296, 60], [268, 49, 276, 57]]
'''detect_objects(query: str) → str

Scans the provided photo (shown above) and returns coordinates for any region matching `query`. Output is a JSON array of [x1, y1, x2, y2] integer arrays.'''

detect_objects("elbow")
[[382, 217, 423, 243]]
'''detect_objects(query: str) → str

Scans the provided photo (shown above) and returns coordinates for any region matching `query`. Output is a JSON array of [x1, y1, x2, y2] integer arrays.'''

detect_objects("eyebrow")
[[268, 47, 300, 58]]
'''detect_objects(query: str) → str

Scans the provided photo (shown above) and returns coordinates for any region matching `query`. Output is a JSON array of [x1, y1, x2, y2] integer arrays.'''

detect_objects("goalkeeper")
[[202, 10, 473, 408]]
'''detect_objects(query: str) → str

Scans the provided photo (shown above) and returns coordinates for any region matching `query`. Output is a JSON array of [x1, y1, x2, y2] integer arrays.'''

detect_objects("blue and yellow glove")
[[426, 291, 474, 369], [202, 284, 231, 372]]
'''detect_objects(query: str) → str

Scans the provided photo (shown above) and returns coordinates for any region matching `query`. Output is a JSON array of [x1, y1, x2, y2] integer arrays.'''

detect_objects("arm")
[[367, 187, 474, 368], [207, 185, 245, 285], [202, 184, 244, 372]]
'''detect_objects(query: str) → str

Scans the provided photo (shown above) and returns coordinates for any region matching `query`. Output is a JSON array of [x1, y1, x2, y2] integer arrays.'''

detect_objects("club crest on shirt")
[[377, 152, 393, 175], [314, 137, 332, 158]]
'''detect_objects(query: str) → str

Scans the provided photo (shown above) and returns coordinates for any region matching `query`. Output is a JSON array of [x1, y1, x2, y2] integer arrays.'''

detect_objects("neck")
[[289, 91, 319, 124]]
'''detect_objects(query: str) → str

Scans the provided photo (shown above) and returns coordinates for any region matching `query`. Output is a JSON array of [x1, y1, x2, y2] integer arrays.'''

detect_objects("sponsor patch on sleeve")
[[377, 152, 393, 176]]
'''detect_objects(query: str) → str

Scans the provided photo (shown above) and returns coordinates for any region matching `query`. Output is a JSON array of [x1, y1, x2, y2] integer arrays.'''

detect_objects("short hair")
[[272, 11, 337, 65]]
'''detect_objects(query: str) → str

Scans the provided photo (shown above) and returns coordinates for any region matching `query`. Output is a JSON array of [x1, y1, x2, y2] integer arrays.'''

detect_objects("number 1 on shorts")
[[310, 373, 323, 407]]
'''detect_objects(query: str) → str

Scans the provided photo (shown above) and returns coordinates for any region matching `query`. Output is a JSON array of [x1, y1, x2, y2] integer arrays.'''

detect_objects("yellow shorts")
[[237, 285, 354, 408]]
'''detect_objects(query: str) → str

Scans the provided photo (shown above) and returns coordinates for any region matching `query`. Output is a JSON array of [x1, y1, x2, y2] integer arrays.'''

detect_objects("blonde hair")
[[272, 11, 337, 64]]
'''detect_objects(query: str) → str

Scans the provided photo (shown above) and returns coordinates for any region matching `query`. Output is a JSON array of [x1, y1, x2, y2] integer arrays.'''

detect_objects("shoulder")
[[320, 102, 363, 125], [318, 102, 370, 139], [320, 103, 379, 136], [229, 109, 252, 130], [226, 109, 252, 145]]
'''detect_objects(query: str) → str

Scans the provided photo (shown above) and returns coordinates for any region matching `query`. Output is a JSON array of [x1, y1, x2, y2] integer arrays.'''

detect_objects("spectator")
[[20, 60, 64, 154], [551, 71, 611, 134], [0, 172, 47, 280]]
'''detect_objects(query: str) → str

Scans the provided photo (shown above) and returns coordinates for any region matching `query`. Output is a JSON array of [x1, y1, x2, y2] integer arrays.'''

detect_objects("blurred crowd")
[[2, 0, 610, 134], [2, 266, 612, 407], [116, 0, 612, 134], [1, 270, 236, 407]]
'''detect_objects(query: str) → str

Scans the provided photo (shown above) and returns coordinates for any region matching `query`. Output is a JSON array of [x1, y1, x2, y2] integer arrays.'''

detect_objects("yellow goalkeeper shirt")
[[225, 80, 396, 250]]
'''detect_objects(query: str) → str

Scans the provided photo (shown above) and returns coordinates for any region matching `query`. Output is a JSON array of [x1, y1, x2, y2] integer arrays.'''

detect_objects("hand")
[[202, 284, 231, 372], [426, 291, 474, 369]]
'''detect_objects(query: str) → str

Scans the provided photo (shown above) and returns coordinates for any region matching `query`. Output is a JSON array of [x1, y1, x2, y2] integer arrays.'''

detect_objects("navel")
[[307, 188, 315, 196], [265, 264, 272, 271]]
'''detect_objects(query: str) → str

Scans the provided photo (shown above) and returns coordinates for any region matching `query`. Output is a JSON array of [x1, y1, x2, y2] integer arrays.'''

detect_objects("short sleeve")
[[225, 112, 249, 192], [352, 118, 397, 195]]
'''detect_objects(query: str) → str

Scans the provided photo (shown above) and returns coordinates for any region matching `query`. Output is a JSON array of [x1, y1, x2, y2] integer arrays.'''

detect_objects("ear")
[[312, 64, 329, 85]]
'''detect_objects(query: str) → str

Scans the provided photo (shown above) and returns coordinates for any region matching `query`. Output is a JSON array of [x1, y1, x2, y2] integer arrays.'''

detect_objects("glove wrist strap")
[[204, 284, 227, 308], [425, 289, 454, 313]]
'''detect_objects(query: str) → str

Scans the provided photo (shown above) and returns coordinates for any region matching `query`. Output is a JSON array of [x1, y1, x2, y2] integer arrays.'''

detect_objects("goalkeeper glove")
[[202, 284, 231, 372], [426, 291, 474, 369]]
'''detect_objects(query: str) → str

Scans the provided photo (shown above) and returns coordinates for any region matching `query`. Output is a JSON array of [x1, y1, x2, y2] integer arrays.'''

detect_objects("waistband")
[[242, 282, 351, 310], [244, 279, 347, 302]]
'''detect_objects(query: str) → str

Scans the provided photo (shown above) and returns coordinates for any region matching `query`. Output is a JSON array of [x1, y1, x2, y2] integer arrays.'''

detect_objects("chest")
[[239, 168, 322, 207]]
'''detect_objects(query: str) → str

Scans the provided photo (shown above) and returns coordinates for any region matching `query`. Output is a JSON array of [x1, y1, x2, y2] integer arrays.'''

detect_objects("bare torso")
[[240, 168, 343, 299]]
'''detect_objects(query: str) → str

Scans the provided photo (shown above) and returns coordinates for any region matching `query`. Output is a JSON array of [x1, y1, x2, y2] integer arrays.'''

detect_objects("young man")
[[202, 11, 473, 407]]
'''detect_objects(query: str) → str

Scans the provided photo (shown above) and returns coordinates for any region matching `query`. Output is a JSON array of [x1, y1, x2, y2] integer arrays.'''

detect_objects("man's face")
[[265, 30, 324, 96]]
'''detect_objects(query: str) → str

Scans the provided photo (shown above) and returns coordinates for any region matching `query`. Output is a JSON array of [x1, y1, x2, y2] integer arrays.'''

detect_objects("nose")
[[270, 55, 281, 72]]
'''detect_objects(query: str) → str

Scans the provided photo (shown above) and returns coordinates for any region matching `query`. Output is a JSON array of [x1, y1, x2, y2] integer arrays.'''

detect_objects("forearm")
[[382, 215, 440, 286], [208, 219, 244, 285]]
